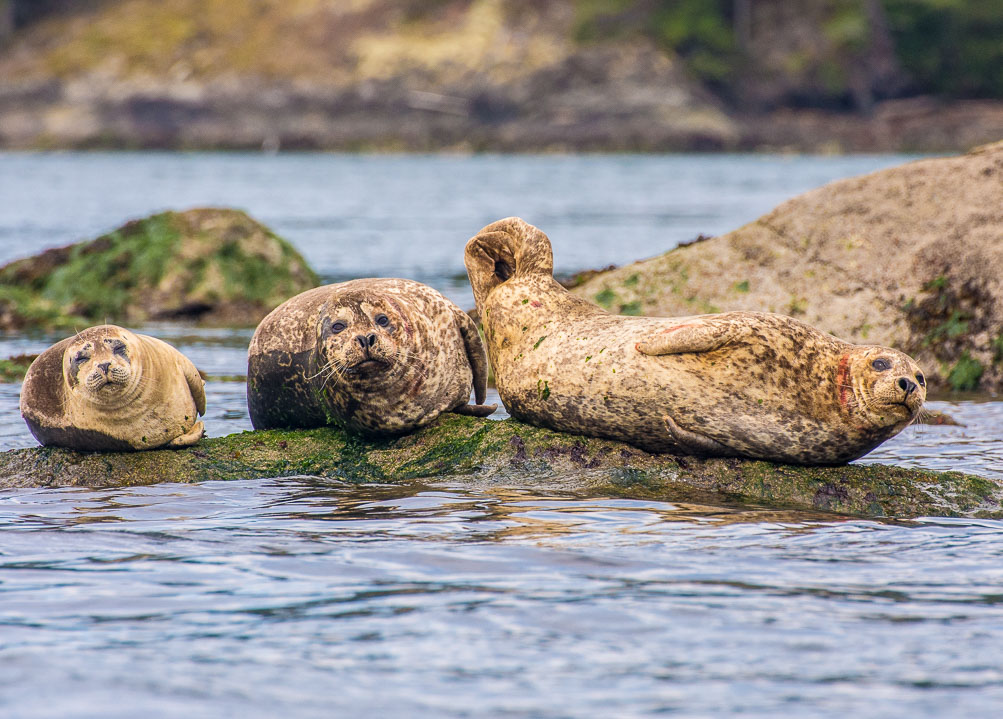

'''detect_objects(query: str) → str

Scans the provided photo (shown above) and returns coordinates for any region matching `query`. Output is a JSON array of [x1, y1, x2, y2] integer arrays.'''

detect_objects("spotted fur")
[[20, 325, 206, 451], [247, 278, 495, 436], [466, 218, 926, 464]]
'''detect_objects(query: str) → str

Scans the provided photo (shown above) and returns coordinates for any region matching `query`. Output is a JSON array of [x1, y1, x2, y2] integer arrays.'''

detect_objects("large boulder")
[[0, 208, 319, 329], [573, 142, 1003, 393]]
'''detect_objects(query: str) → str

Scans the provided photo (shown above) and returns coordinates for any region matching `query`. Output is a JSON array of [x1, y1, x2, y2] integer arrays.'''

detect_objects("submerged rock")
[[574, 142, 1003, 393], [0, 415, 999, 520], [0, 208, 319, 329]]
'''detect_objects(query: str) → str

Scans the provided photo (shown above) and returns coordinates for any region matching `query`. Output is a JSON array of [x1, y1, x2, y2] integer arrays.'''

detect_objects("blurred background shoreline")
[[2, 0, 1001, 154]]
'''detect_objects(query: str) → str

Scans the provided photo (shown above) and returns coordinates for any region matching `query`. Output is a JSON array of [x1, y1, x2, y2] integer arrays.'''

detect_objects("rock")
[[0, 208, 319, 329], [0, 353, 36, 382], [573, 143, 1003, 393], [0, 415, 999, 519]]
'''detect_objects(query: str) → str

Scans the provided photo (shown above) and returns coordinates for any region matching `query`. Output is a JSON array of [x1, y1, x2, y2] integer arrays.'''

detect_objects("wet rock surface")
[[1, 414, 1000, 520]]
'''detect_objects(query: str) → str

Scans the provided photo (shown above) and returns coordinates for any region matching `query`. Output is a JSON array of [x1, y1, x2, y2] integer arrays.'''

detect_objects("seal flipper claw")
[[451, 403, 498, 418], [662, 414, 735, 457], [636, 316, 742, 356]]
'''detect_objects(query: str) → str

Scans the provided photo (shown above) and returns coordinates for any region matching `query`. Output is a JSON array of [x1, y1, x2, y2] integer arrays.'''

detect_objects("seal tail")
[[464, 217, 555, 311]]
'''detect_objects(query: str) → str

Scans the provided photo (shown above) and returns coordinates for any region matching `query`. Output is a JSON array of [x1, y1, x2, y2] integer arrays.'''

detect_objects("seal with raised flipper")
[[246, 278, 496, 435], [20, 325, 206, 451], [465, 217, 926, 464]]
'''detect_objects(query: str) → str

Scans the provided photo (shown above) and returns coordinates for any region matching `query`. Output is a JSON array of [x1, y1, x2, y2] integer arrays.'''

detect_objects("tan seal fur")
[[466, 217, 926, 464], [20, 325, 206, 451], [247, 278, 496, 435]]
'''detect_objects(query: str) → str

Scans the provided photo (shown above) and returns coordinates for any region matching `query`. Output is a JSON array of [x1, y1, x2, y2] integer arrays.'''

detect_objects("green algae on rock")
[[0, 208, 319, 330], [0, 354, 37, 382], [1, 415, 999, 520]]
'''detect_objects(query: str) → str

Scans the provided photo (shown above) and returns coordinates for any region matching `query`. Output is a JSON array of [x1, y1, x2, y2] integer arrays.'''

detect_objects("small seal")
[[20, 325, 206, 451], [466, 217, 926, 464], [247, 278, 496, 435]]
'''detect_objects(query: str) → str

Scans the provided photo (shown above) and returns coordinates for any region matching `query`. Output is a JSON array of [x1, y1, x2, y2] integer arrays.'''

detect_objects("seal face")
[[465, 217, 926, 464], [20, 325, 206, 451], [246, 278, 496, 435]]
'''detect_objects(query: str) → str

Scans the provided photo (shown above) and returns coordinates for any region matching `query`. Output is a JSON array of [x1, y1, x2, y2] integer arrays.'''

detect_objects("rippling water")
[[1, 153, 1002, 717], [3, 482, 1003, 717]]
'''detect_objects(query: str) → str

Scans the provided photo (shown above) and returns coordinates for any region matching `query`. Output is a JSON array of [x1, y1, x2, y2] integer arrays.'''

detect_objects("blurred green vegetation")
[[574, 0, 1003, 102], [884, 0, 1003, 97]]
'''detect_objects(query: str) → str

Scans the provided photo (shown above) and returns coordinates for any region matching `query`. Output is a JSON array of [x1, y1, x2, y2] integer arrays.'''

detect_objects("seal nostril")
[[367, 333, 377, 347], [898, 377, 917, 393], [355, 335, 368, 349], [98, 362, 111, 372]]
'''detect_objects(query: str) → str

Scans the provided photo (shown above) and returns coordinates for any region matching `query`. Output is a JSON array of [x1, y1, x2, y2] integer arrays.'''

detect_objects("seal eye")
[[111, 341, 127, 357], [72, 351, 90, 365], [331, 321, 347, 334], [871, 358, 891, 372], [375, 314, 390, 328], [916, 373, 926, 387]]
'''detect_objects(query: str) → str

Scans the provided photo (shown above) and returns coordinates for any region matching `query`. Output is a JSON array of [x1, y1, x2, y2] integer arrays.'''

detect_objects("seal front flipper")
[[662, 414, 736, 457], [168, 420, 205, 448], [451, 403, 498, 417], [636, 316, 743, 356], [181, 358, 207, 416], [452, 305, 490, 405]]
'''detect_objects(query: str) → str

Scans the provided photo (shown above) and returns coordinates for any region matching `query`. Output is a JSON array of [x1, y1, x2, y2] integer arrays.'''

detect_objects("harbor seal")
[[247, 278, 496, 435], [465, 217, 926, 464], [20, 325, 206, 451]]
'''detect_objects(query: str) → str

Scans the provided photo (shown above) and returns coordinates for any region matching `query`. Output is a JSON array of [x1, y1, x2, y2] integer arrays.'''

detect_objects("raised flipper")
[[636, 316, 743, 356], [663, 414, 736, 458], [452, 403, 498, 417], [168, 420, 205, 448]]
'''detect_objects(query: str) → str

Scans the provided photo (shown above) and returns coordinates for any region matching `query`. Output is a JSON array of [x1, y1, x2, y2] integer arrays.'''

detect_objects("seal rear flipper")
[[662, 414, 737, 457], [451, 403, 498, 418], [636, 317, 741, 356], [464, 218, 555, 310], [453, 305, 490, 405]]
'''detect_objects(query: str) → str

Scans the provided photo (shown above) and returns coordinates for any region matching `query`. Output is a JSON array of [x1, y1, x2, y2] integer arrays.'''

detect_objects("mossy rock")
[[1, 415, 1000, 520], [0, 208, 319, 329]]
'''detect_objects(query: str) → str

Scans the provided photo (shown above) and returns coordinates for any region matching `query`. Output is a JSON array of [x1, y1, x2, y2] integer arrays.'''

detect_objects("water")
[[1, 153, 1002, 717]]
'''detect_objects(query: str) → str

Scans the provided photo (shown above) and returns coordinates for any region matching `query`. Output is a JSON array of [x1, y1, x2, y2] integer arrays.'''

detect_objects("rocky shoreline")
[[3, 74, 1002, 153]]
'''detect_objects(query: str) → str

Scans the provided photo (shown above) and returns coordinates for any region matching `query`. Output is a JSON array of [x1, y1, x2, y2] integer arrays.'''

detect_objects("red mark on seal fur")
[[835, 353, 852, 409], [530, 301, 542, 308], [661, 323, 697, 334]]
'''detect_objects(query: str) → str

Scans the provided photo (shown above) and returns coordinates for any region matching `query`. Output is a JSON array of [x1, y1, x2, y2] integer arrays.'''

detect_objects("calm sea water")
[[1, 153, 1001, 718]]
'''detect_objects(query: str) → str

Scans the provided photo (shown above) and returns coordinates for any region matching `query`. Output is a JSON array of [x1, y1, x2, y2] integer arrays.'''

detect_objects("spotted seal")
[[247, 278, 496, 435], [20, 325, 206, 451], [465, 217, 926, 464]]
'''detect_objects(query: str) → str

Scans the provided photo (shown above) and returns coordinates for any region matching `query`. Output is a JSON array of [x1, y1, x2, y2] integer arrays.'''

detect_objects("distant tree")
[[883, 0, 1003, 98]]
